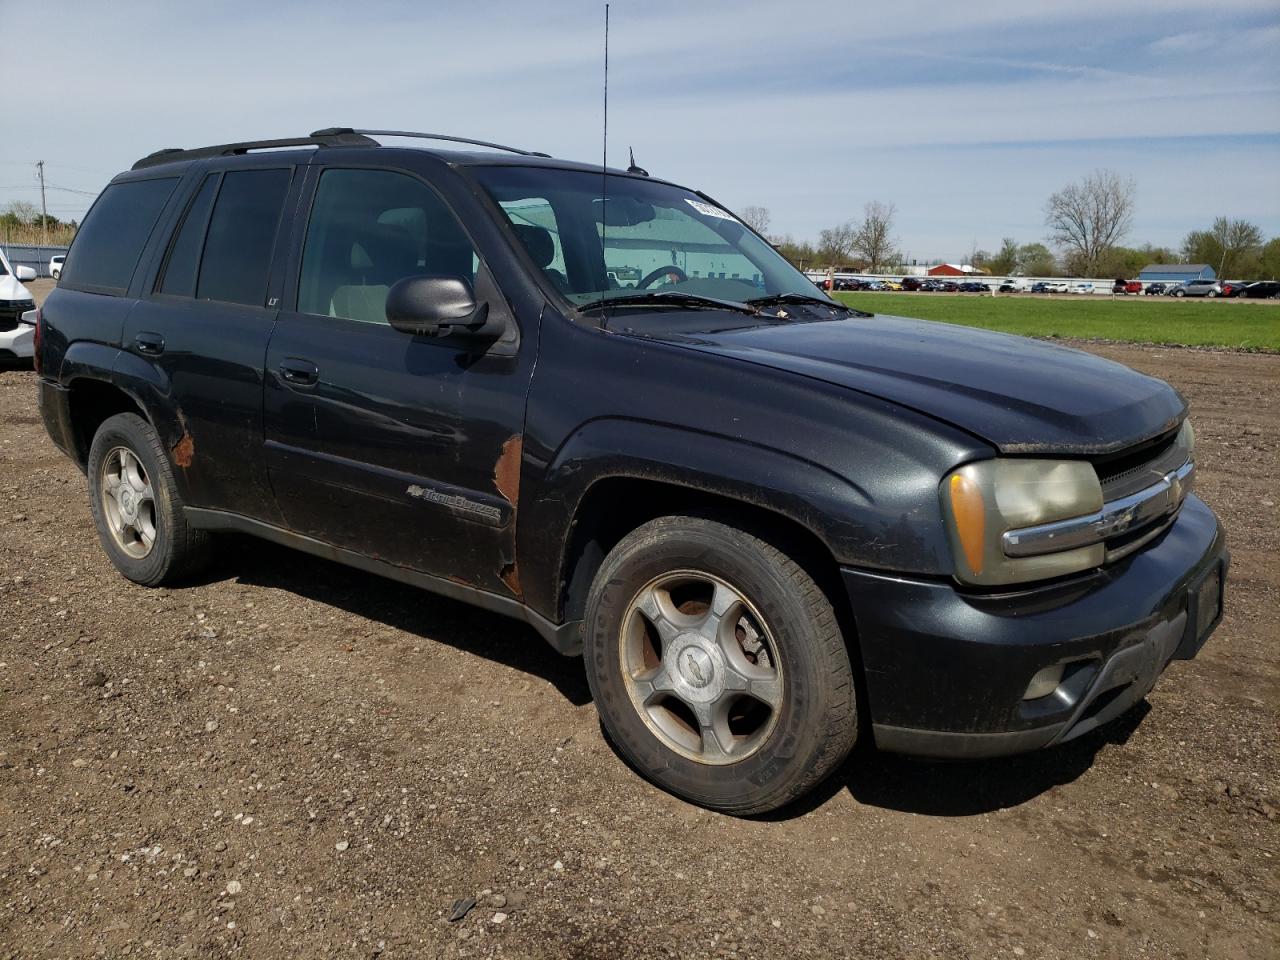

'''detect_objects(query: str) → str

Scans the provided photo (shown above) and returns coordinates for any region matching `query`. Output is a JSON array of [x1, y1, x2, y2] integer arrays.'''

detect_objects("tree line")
[[749, 171, 1280, 280], [2, 201, 79, 247]]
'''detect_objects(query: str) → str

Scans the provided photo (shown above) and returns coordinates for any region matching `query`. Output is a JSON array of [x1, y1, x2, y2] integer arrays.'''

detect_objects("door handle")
[[134, 332, 165, 355], [278, 358, 320, 386]]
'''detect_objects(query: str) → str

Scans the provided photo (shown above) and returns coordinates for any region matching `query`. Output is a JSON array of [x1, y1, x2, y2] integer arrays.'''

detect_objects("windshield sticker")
[[685, 199, 738, 222]]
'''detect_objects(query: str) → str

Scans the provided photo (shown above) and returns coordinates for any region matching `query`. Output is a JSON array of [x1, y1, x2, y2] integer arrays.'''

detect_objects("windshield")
[[470, 166, 827, 310]]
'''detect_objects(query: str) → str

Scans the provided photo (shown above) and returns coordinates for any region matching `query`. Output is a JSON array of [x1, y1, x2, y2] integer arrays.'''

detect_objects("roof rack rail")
[[349, 129, 551, 158], [131, 129, 378, 171]]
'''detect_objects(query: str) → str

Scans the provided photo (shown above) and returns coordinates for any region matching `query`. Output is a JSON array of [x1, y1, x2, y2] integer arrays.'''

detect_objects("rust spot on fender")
[[499, 562, 522, 599], [493, 435, 523, 506], [446, 575, 475, 588], [171, 412, 195, 469]]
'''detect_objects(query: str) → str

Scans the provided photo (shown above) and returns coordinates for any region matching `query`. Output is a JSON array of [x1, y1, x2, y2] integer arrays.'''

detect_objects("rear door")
[[262, 163, 533, 596], [123, 163, 299, 523]]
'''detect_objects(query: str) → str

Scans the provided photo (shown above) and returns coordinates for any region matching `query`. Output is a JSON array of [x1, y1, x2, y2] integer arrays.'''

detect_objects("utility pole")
[[36, 160, 48, 249]]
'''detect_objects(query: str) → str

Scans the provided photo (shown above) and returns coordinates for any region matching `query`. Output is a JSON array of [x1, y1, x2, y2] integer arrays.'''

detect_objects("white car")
[[1, 247, 37, 359], [50, 254, 65, 279], [1070, 282, 1095, 295], [1, 308, 36, 359]]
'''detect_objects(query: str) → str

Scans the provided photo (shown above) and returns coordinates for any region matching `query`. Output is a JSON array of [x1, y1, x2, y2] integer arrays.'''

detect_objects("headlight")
[[941, 459, 1104, 586]]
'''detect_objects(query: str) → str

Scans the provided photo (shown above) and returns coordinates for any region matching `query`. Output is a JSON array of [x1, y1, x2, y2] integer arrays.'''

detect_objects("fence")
[[0, 244, 70, 278]]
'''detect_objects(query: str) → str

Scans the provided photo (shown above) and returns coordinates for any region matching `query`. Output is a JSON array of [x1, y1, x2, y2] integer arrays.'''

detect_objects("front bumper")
[[0, 318, 35, 358], [844, 494, 1227, 759]]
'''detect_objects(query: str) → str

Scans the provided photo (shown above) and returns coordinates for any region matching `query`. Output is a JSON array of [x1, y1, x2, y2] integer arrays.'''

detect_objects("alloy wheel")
[[619, 570, 783, 765]]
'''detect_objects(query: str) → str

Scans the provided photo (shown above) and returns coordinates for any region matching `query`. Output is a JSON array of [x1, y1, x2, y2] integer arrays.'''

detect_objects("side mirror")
[[15, 266, 36, 282], [385, 275, 499, 339]]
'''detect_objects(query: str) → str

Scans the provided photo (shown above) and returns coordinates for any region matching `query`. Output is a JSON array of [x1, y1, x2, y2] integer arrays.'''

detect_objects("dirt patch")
[[0, 344, 1276, 959]]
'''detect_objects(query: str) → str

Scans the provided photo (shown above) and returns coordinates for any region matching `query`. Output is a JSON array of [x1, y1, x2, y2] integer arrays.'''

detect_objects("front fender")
[[518, 416, 960, 621]]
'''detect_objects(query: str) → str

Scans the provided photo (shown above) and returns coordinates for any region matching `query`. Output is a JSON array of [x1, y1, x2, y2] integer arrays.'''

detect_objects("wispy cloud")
[[3, 0, 1277, 255]]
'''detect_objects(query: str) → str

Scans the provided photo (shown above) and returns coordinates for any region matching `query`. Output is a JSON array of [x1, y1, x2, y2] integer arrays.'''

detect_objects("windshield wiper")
[[577, 291, 762, 316], [746, 292, 843, 309]]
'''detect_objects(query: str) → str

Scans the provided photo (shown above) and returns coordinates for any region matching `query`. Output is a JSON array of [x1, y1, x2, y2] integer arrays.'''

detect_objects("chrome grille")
[[1096, 428, 1188, 500]]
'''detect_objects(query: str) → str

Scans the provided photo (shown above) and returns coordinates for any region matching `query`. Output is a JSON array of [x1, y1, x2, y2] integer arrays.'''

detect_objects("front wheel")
[[1174, 289, 1185, 297], [583, 516, 857, 815]]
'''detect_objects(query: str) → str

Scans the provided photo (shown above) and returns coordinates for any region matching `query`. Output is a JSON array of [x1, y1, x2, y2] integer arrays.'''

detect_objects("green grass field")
[[832, 293, 1280, 352]]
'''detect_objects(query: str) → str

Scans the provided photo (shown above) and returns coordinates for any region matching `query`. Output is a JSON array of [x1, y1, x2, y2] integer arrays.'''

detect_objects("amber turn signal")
[[949, 473, 986, 575]]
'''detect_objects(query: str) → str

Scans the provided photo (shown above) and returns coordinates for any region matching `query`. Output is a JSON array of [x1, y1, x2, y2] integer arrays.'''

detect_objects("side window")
[[158, 174, 219, 297], [497, 197, 569, 291], [60, 178, 178, 295], [196, 169, 292, 307], [298, 168, 478, 325]]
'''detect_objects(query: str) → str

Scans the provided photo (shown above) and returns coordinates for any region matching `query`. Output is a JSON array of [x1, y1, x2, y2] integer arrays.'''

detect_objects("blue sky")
[[3, 0, 1278, 259]]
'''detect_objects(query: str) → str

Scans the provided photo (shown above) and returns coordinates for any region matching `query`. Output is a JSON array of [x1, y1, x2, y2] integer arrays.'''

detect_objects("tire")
[[583, 515, 857, 815], [87, 412, 211, 586], [1174, 290, 1185, 298]]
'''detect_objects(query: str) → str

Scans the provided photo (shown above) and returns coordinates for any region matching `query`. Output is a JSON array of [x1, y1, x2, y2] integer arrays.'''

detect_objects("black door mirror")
[[385, 275, 497, 339]]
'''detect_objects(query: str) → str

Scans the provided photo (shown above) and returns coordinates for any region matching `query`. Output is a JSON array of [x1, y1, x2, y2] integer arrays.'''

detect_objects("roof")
[[1141, 264, 1211, 273]]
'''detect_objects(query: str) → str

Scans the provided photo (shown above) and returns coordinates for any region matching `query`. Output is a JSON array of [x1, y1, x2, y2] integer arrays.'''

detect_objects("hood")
[[656, 314, 1185, 455], [0, 274, 33, 303]]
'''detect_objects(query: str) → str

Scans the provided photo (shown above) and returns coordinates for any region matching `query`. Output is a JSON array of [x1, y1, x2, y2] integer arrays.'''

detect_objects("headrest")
[[513, 224, 555, 269], [351, 223, 418, 280]]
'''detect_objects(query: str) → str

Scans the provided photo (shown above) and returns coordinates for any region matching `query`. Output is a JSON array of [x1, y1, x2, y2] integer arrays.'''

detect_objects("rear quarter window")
[[60, 178, 179, 295]]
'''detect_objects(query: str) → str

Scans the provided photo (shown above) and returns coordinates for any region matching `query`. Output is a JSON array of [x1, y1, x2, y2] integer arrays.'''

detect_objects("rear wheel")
[[87, 413, 211, 586], [583, 516, 857, 815], [1174, 289, 1185, 298]]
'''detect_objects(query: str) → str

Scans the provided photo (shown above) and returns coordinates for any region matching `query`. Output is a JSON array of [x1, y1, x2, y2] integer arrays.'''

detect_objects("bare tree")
[[851, 201, 900, 272], [3, 200, 39, 224], [738, 205, 771, 235], [817, 222, 856, 266], [1044, 170, 1135, 276], [1182, 217, 1264, 278]]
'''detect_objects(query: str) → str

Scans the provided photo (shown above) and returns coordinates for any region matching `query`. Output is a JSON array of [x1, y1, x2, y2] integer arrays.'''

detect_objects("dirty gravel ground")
[[1, 324, 1276, 958]]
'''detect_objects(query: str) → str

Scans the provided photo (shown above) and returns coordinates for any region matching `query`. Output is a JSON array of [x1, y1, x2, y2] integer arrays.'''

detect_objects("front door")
[[263, 165, 533, 597]]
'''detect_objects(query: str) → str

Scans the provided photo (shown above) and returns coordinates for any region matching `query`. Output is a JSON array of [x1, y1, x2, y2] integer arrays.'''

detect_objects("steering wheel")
[[636, 265, 688, 289]]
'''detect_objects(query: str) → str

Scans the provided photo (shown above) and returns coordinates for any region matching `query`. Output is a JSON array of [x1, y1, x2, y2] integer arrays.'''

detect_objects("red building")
[[927, 263, 975, 277]]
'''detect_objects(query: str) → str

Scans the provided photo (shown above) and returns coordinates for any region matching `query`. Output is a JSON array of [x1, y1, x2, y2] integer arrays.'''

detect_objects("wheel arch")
[[63, 374, 152, 470]]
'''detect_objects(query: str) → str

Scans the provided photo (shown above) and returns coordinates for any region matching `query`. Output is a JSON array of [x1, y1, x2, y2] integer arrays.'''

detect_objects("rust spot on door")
[[493, 435, 523, 505], [499, 561, 523, 599], [172, 432, 194, 468]]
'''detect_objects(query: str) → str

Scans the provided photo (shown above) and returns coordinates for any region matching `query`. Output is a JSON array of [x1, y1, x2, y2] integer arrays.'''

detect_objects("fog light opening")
[[1023, 663, 1065, 700]]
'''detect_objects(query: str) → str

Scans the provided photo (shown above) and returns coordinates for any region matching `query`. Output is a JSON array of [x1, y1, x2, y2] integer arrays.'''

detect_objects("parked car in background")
[[0, 307, 36, 360], [1242, 280, 1280, 299], [901, 277, 924, 291], [50, 255, 65, 280], [936, 280, 960, 292], [1070, 283, 1095, 295], [1171, 279, 1219, 298], [1144, 282, 1168, 296], [1, 248, 38, 338], [1218, 281, 1248, 298], [1112, 280, 1142, 295], [997, 279, 1026, 293], [957, 281, 989, 293]]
